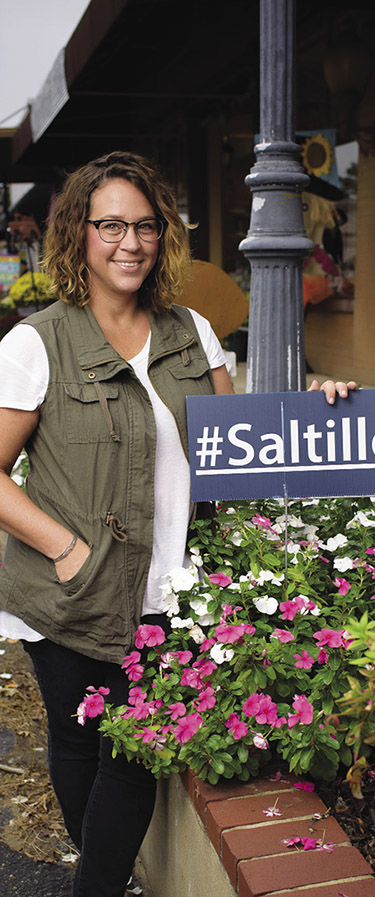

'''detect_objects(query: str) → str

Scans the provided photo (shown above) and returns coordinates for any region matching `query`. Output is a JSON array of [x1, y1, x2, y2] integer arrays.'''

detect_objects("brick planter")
[[179, 767, 375, 897]]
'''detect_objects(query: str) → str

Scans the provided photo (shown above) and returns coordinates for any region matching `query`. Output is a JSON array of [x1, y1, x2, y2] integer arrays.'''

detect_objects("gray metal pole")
[[239, 0, 313, 393]]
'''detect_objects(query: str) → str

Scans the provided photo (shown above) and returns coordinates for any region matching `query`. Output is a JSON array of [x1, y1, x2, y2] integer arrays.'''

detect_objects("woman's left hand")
[[308, 379, 358, 405]]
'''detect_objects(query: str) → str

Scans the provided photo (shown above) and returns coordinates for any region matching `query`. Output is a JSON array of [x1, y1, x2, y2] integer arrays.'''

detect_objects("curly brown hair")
[[43, 151, 192, 311]]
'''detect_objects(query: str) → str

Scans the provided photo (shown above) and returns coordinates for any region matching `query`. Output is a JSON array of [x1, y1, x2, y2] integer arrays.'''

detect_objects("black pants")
[[23, 616, 168, 897]]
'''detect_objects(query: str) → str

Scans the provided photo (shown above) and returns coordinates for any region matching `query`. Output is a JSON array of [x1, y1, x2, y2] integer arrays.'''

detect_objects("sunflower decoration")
[[301, 133, 333, 179]]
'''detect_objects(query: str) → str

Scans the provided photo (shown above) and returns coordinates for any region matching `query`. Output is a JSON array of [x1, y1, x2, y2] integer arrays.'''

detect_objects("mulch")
[[1, 636, 374, 885]]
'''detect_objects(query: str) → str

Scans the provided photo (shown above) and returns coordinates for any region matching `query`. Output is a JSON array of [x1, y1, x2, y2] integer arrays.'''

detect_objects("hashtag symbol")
[[196, 426, 223, 467]]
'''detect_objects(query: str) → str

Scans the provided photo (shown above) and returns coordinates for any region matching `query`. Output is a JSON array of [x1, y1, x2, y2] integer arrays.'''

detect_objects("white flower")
[[252, 595, 278, 615], [190, 597, 215, 626], [347, 511, 375, 529], [189, 624, 206, 644], [326, 534, 348, 551], [170, 616, 195, 629], [230, 530, 242, 546], [275, 513, 304, 531], [303, 525, 319, 537], [309, 605, 320, 616], [227, 582, 241, 591], [210, 644, 234, 664], [190, 547, 204, 567], [239, 573, 254, 586], [257, 569, 284, 586], [160, 586, 180, 617], [166, 565, 198, 592], [333, 556, 353, 572]]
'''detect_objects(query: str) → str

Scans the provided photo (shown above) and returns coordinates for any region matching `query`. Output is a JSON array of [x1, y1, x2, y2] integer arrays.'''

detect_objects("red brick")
[[238, 845, 372, 897], [263, 880, 375, 897], [206, 788, 328, 855], [183, 768, 299, 825], [222, 816, 348, 889]]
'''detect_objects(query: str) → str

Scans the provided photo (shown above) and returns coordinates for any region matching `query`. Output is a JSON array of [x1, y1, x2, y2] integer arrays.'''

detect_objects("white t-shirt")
[[0, 309, 225, 641]]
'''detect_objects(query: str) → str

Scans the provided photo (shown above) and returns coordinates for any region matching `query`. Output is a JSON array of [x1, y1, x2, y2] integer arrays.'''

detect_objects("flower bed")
[[79, 497, 375, 793]]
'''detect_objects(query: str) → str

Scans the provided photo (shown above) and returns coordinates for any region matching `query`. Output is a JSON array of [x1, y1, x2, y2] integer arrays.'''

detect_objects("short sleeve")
[[0, 324, 49, 410], [187, 308, 226, 369]]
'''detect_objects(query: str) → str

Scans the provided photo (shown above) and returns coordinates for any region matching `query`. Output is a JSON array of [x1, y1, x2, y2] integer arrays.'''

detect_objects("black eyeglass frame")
[[86, 217, 166, 243]]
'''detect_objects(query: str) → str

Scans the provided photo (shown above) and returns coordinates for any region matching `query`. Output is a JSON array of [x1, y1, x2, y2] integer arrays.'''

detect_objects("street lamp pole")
[[240, 0, 313, 393]]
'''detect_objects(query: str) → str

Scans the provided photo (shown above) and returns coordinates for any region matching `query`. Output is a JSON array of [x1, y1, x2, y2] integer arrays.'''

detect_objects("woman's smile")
[[86, 179, 159, 303]]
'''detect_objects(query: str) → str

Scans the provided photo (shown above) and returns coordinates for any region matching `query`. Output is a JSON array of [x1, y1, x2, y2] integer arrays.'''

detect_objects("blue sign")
[[187, 390, 375, 501]]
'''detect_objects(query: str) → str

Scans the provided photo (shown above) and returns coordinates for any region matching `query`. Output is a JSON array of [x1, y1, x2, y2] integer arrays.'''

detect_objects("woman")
[[0, 151, 355, 897]]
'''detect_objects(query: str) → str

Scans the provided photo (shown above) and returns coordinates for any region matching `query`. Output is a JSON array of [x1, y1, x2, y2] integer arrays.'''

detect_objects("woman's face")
[[85, 178, 159, 305]]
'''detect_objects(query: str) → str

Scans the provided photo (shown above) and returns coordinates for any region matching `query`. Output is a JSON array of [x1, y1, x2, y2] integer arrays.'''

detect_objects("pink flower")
[[293, 650, 314, 670], [271, 629, 295, 643], [128, 686, 147, 705], [263, 802, 282, 817], [366, 547, 375, 554], [242, 692, 278, 726], [176, 650, 193, 665], [225, 713, 249, 740], [255, 694, 278, 726], [86, 685, 110, 696], [135, 727, 167, 750], [208, 572, 233, 587], [166, 702, 186, 721], [194, 686, 216, 711], [282, 836, 302, 848], [301, 838, 318, 850], [334, 577, 351, 596], [253, 733, 269, 750], [173, 712, 203, 744], [318, 841, 336, 852], [180, 668, 202, 689], [121, 651, 141, 669], [288, 694, 314, 728], [252, 513, 276, 532], [214, 622, 246, 643], [279, 596, 305, 621], [313, 628, 346, 648], [78, 688, 108, 722], [134, 624, 165, 649], [127, 663, 144, 682], [317, 647, 329, 664], [242, 693, 261, 717], [192, 658, 217, 677], [294, 781, 315, 792], [199, 637, 216, 653]]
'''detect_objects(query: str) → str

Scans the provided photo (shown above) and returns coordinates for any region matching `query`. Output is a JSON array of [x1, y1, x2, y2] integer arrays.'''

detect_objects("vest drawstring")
[[94, 382, 121, 442], [105, 512, 127, 542]]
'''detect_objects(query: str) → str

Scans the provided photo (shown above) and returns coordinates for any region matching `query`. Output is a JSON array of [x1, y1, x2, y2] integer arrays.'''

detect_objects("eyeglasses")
[[86, 217, 165, 243]]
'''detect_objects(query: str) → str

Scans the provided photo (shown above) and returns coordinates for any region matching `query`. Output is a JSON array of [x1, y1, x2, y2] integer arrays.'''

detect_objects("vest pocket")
[[63, 382, 120, 443], [168, 356, 213, 394]]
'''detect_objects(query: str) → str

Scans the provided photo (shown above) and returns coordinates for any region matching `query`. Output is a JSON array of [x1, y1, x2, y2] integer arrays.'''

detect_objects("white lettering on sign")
[[227, 424, 254, 465], [194, 415, 375, 474], [196, 426, 223, 467]]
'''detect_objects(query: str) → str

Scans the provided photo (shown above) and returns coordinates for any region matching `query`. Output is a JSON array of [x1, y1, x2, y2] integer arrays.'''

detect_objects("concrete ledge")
[[140, 773, 237, 897], [140, 769, 375, 897]]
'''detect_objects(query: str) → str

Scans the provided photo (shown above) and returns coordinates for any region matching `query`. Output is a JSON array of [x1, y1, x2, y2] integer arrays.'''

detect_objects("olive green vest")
[[0, 301, 214, 662]]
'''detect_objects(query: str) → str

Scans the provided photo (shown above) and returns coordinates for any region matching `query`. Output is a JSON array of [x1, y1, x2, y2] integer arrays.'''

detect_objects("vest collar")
[[66, 303, 196, 382]]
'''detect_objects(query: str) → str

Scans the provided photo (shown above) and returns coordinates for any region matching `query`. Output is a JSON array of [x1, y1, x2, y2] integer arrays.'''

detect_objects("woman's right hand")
[[54, 537, 91, 583]]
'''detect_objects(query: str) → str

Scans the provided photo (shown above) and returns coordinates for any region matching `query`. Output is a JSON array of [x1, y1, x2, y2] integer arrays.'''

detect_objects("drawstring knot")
[[105, 513, 127, 542]]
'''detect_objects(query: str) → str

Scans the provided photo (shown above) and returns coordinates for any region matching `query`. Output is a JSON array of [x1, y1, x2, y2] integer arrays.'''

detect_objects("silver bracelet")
[[53, 535, 77, 564]]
